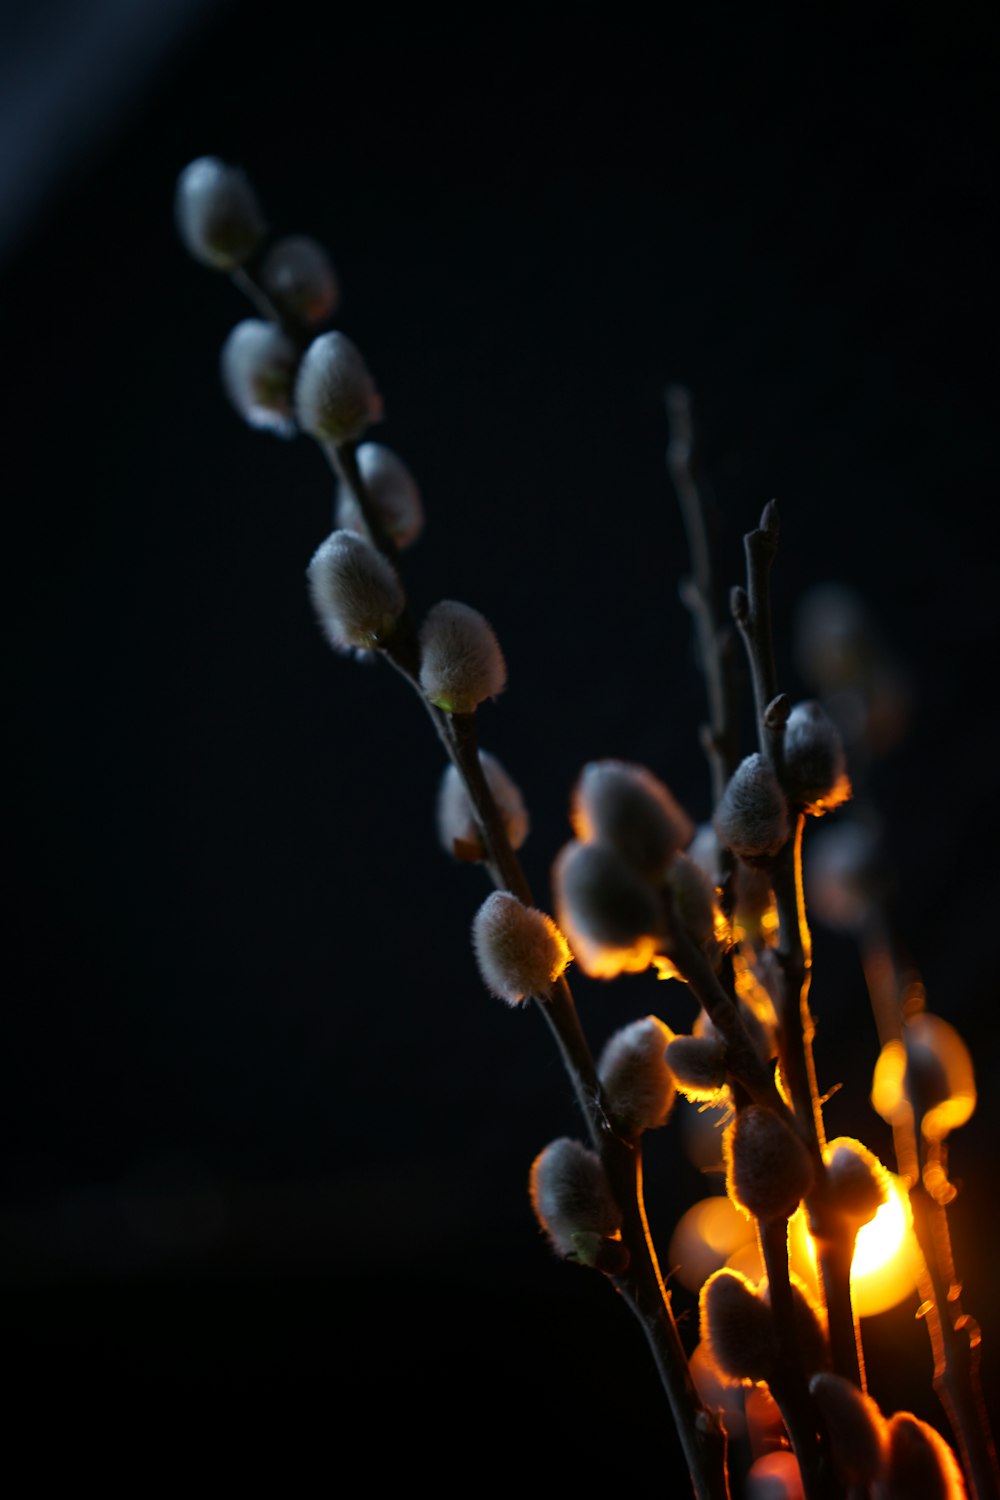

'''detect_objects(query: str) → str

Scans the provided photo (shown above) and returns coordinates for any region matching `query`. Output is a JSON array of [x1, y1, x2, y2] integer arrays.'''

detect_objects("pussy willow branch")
[[732, 503, 864, 1396], [330, 433, 730, 1500], [861, 915, 999, 1500]]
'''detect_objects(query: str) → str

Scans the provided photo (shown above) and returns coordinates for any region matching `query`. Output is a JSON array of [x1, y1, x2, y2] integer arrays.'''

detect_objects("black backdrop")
[[4, 1, 999, 1489]]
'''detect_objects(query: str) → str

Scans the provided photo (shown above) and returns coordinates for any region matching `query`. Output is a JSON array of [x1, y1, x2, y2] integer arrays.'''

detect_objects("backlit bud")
[[220, 319, 297, 435], [824, 1138, 888, 1229], [665, 1033, 727, 1101], [725, 1105, 814, 1222], [872, 1014, 976, 1142], [905, 1013, 977, 1141], [306, 529, 404, 650], [175, 156, 264, 270], [472, 891, 570, 1005], [714, 754, 789, 861], [782, 700, 851, 813], [571, 761, 694, 877], [335, 442, 425, 550], [552, 840, 662, 978], [879, 1411, 968, 1499], [597, 1015, 676, 1137], [700, 1268, 777, 1385], [419, 601, 506, 713], [529, 1137, 622, 1260], [294, 330, 383, 444], [436, 751, 529, 862], [260, 235, 339, 326], [810, 1372, 887, 1486]]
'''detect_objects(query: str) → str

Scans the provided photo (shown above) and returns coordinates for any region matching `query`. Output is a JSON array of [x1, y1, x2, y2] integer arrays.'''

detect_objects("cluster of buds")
[[178, 159, 989, 1500], [549, 760, 717, 979], [699, 1267, 968, 1498]]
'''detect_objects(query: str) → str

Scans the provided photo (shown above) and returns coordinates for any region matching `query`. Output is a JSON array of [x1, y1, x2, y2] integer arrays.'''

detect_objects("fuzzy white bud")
[[665, 1033, 728, 1101], [260, 235, 339, 327], [294, 331, 383, 445], [418, 601, 506, 713], [783, 700, 851, 812], [598, 1016, 676, 1137], [436, 751, 529, 862], [571, 761, 694, 877], [175, 156, 264, 270], [725, 1105, 814, 1222], [335, 443, 425, 551], [714, 754, 790, 861], [472, 892, 570, 1005], [306, 529, 404, 650], [220, 319, 298, 435], [552, 839, 662, 977], [529, 1137, 622, 1262]]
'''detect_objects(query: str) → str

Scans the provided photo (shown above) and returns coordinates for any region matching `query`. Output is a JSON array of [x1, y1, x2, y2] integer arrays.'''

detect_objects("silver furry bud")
[[220, 319, 298, 435], [782, 700, 851, 812], [529, 1137, 622, 1262], [294, 331, 383, 444], [436, 752, 529, 861], [571, 760, 694, 877], [714, 754, 789, 861], [335, 443, 425, 551], [725, 1105, 813, 1222], [418, 601, 506, 713], [175, 157, 264, 270], [472, 892, 570, 1005], [306, 529, 404, 650], [260, 235, 339, 326], [552, 840, 662, 978], [598, 1015, 676, 1137]]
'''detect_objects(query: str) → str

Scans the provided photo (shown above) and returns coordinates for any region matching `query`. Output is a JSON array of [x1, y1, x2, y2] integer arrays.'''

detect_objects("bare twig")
[[665, 386, 740, 809]]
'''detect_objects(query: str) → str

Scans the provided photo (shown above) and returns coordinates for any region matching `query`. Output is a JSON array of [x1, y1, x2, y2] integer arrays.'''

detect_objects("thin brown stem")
[[319, 433, 730, 1500], [730, 499, 780, 761], [732, 510, 864, 1391]]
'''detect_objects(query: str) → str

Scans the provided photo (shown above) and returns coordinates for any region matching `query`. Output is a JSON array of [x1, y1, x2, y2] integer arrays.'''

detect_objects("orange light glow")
[[570, 930, 659, 980], [871, 1016, 976, 1142], [804, 772, 853, 817], [669, 1195, 757, 1293], [789, 1177, 918, 1318]]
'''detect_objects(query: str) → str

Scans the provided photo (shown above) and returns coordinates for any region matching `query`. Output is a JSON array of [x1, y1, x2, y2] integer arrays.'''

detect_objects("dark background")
[[3, 0, 998, 1488]]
